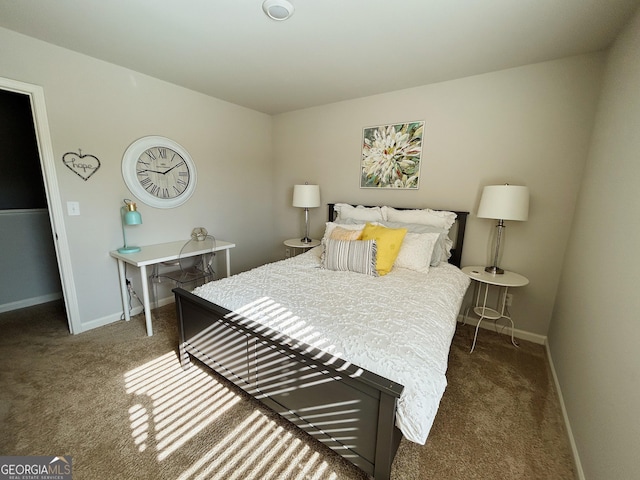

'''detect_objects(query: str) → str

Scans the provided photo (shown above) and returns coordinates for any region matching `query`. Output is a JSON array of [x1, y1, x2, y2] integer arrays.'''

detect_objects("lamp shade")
[[293, 184, 320, 208], [477, 185, 529, 221], [123, 202, 142, 225]]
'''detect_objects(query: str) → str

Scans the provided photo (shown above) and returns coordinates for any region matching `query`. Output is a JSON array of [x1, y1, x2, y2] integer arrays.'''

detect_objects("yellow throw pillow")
[[360, 223, 407, 275], [330, 226, 363, 241]]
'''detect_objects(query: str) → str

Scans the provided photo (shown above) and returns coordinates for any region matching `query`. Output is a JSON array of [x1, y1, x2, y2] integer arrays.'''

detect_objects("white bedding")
[[192, 247, 470, 444]]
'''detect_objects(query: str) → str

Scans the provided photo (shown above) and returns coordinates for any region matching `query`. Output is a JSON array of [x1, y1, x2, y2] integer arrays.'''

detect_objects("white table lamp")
[[477, 184, 529, 274], [293, 183, 320, 243]]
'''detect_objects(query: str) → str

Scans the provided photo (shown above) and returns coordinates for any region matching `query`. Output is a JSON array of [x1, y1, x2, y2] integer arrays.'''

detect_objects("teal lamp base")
[[117, 245, 141, 254]]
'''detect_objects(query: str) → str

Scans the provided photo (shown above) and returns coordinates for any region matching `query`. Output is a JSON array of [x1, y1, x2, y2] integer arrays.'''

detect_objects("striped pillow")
[[322, 239, 378, 276]]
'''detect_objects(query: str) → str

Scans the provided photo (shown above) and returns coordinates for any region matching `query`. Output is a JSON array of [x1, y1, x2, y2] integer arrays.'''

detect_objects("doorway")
[[0, 76, 81, 334]]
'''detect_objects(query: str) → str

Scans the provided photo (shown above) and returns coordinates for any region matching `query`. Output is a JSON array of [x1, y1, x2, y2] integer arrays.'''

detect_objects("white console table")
[[110, 239, 235, 336]]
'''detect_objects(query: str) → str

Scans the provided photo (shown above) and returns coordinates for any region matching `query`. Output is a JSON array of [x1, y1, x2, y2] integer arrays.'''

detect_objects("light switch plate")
[[67, 201, 80, 216]]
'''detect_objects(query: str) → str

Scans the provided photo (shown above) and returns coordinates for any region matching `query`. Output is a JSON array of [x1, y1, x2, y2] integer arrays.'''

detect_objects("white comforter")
[[192, 247, 470, 444]]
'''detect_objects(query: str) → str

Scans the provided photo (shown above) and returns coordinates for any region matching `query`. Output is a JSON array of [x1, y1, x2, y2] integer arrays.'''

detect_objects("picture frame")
[[360, 120, 424, 189]]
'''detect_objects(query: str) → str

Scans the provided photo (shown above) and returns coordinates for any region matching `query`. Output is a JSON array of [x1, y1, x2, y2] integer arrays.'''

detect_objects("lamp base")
[[118, 246, 141, 254], [300, 237, 313, 244], [484, 265, 504, 275]]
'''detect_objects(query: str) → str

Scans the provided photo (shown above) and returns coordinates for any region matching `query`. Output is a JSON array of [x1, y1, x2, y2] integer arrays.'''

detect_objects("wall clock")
[[122, 136, 197, 208]]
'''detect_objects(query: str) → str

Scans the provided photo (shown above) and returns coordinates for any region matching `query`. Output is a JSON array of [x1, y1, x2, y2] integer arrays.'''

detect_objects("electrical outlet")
[[505, 293, 513, 306]]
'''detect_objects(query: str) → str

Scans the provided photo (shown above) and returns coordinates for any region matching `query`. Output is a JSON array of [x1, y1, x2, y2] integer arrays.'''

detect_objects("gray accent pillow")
[[321, 239, 378, 276]]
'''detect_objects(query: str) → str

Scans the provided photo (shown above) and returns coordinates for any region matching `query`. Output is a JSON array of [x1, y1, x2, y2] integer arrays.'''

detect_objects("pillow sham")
[[380, 221, 452, 265], [360, 223, 407, 276], [382, 206, 457, 230], [333, 203, 385, 223], [321, 239, 378, 276], [393, 232, 440, 273], [333, 217, 369, 226]]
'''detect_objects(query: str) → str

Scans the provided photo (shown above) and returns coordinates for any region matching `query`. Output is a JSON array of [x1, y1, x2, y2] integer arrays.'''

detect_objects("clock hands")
[[161, 161, 184, 175], [138, 160, 185, 176], [138, 168, 168, 175]]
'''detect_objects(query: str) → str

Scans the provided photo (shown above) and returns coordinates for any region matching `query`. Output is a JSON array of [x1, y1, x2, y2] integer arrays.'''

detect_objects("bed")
[[173, 203, 470, 479]]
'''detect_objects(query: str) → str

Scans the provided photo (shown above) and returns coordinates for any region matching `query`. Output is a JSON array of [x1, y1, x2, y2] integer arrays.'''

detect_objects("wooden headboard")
[[327, 203, 468, 268]]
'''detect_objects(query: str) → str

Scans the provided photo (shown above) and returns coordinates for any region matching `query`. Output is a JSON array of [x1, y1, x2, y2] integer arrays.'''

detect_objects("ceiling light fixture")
[[262, 0, 295, 21]]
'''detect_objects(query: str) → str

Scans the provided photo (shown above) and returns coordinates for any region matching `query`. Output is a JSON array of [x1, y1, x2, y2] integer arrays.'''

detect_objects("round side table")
[[284, 238, 320, 256], [461, 266, 529, 353]]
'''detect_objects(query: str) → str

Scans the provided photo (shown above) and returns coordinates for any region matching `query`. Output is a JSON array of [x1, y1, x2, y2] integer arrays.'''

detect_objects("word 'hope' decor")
[[63, 149, 101, 181]]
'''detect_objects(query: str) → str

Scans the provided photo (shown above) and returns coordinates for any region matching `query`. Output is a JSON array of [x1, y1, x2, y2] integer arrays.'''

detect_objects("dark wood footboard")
[[174, 287, 404, 479]]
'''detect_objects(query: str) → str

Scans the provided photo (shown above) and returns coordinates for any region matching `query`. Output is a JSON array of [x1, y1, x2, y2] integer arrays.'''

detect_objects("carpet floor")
[[0, 301, 576, 479]]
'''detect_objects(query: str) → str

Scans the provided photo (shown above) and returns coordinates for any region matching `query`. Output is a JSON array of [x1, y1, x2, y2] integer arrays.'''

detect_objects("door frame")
[[1, 76, 81, 334]]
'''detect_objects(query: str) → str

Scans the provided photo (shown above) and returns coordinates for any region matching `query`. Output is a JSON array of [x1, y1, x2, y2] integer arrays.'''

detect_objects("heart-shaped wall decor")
[[63, 150, 101, 181]]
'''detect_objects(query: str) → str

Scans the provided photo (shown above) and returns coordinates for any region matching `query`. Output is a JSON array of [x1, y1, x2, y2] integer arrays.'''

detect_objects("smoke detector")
[[262, 0, 295, 21]]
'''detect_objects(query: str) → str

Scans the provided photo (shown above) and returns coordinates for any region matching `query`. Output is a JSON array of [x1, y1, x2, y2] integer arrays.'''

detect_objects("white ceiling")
[[1, 0, 638, 114]]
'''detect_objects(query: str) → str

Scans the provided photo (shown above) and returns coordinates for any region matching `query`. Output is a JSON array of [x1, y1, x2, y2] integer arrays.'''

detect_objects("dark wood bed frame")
[[174, 204, 468, 479]]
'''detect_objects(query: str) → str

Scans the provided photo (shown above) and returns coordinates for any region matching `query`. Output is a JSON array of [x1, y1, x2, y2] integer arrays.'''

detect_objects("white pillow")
[[382, 206, 456, 230], [334, 203, 385, 222], [321, 239, 378, 276], [379, 221, 452, 266], [393, 232, 439, 273]]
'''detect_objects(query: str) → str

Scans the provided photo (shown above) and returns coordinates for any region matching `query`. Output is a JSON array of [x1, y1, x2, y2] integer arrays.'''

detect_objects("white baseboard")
[[544, 340, 586, 480], [457, 313, 547, 345], [79, 295, 176, 333], [0, 292, 63, 313]]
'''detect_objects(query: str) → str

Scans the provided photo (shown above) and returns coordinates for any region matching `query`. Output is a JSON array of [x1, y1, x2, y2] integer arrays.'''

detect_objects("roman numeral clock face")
[[122, 136, 197, 208], [136, 147, 190, 199]]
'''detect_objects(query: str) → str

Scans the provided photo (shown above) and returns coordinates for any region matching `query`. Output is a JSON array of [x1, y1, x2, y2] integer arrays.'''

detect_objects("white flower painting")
[[361, 121, 424, 189]]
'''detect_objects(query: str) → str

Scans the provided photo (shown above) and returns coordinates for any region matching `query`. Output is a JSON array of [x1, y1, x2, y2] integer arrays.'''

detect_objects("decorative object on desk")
[[191, 227, 208, 241], [477, 184, 529, 274], [118, 199, 143, 254], [292, 183, 320, 243], [361, 120, 424, 189], [262, 0, 294, 21], [62, 149, 101, 181], [122, 136, 197, 209]]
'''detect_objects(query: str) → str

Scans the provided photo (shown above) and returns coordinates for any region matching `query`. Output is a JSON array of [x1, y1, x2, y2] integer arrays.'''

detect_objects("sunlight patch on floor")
[[176, 409, 336, 480], [124, 350, 339, 479], [124, 351, 240, 459]]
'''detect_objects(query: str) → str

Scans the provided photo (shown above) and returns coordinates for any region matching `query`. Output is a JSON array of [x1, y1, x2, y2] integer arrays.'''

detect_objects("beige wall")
[[273, 54, 605, 337], [0, 27, 274, 330], [548, 8, 640, 480]]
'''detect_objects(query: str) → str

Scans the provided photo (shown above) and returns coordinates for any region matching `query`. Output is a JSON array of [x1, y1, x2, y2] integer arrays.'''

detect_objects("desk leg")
[[225, 249, 231, 277], [139, 265, 153, 336], [116, 259, 130, 322]]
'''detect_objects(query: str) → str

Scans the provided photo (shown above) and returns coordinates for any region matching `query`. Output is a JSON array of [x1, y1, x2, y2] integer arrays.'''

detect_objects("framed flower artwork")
[[360, 121, 424, 189]]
